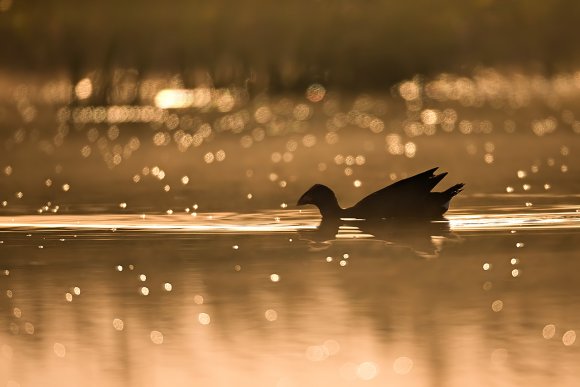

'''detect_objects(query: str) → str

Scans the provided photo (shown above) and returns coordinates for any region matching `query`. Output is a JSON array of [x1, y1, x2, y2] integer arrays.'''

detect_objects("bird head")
[[297, 184, 336, 207]]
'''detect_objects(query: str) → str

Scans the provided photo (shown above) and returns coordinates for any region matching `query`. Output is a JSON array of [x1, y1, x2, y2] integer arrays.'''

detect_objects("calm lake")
[[1, 69, 579, 386]]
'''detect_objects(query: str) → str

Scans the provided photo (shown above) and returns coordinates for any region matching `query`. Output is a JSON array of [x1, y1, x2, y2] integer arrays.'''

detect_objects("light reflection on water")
[[0, 205, 579, 386], [0, 205, 578, 234]]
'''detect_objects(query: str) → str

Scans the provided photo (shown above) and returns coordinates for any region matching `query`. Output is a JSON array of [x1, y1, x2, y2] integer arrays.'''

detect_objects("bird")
[[297, 167, 464, 220]]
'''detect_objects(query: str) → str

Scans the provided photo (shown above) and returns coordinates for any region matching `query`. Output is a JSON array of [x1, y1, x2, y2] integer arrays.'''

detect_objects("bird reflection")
[[299, 217, 456, 258]]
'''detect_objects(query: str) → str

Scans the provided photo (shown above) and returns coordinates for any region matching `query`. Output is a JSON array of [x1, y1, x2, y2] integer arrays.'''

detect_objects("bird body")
[[297, 167, 464, 220]]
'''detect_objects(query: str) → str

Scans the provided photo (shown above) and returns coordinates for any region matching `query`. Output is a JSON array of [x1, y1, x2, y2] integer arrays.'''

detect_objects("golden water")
[[1, 203, 579, 386]]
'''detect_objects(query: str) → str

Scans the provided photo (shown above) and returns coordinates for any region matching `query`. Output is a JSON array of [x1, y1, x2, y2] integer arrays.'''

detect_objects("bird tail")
[[437, 183, 464, 213], [444, 183, 464, 199]]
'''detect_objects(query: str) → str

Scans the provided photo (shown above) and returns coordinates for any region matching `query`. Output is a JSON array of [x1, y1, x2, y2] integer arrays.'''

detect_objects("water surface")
[[1, 203, 579, 386]]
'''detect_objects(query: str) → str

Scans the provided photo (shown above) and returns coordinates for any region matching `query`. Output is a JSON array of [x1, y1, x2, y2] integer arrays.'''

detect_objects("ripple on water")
[[0, 205, 578, 236]]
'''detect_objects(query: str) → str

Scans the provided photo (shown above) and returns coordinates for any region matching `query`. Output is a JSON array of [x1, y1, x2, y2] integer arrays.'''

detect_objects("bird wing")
[[350, 168, 446, 212]]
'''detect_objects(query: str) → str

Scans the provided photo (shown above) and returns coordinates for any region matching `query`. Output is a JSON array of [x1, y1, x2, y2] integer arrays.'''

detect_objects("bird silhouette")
[[297, 167, 464, 220], [298, 217, 457, 257]]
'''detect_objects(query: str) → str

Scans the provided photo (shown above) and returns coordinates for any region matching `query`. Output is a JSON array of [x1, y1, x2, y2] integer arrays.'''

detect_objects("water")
[[1, 68, 580, 386], [0, 204, 579, 386]]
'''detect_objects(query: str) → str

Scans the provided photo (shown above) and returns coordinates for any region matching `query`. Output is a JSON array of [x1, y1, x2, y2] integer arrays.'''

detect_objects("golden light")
[[155, 89, 194, 109], [357, 361, 378, 380], [399, 81, 420, 101], [542, 324, 556, 339], [293, 104, 311, 120], [215, 149, 226, 161], [150, 330, 164, 344], [562, 330, 576, 346], [265, 309, 278, 321], [393, 356, 413, 375], [420, 109, 439, 125], [113, 318, 124, 331], [75, 78, 93, 100], [306, 83, 326, 102], [404, 142, 417, 158], [492, 300, 504, 312], [24, 322, 34, 335], [53, 343, 66, 358], [198, 313, 211, 325]]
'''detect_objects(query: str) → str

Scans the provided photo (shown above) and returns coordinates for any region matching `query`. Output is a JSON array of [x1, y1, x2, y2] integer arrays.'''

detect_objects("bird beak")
[[297, 193, 312, 206]]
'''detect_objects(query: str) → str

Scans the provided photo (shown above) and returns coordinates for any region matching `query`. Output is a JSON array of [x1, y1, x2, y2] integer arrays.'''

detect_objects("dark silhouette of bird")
[[297, 167, 464, 220], [298, 217, 456, 257]]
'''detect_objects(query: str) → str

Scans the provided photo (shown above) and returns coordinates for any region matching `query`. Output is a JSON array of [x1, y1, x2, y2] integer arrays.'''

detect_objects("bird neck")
[[317, 196, 343, 219]]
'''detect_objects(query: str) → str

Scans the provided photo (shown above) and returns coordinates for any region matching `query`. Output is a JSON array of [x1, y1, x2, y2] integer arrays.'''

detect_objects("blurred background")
[[2, 0, 580, 90], [1, 0, 579, 213]]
